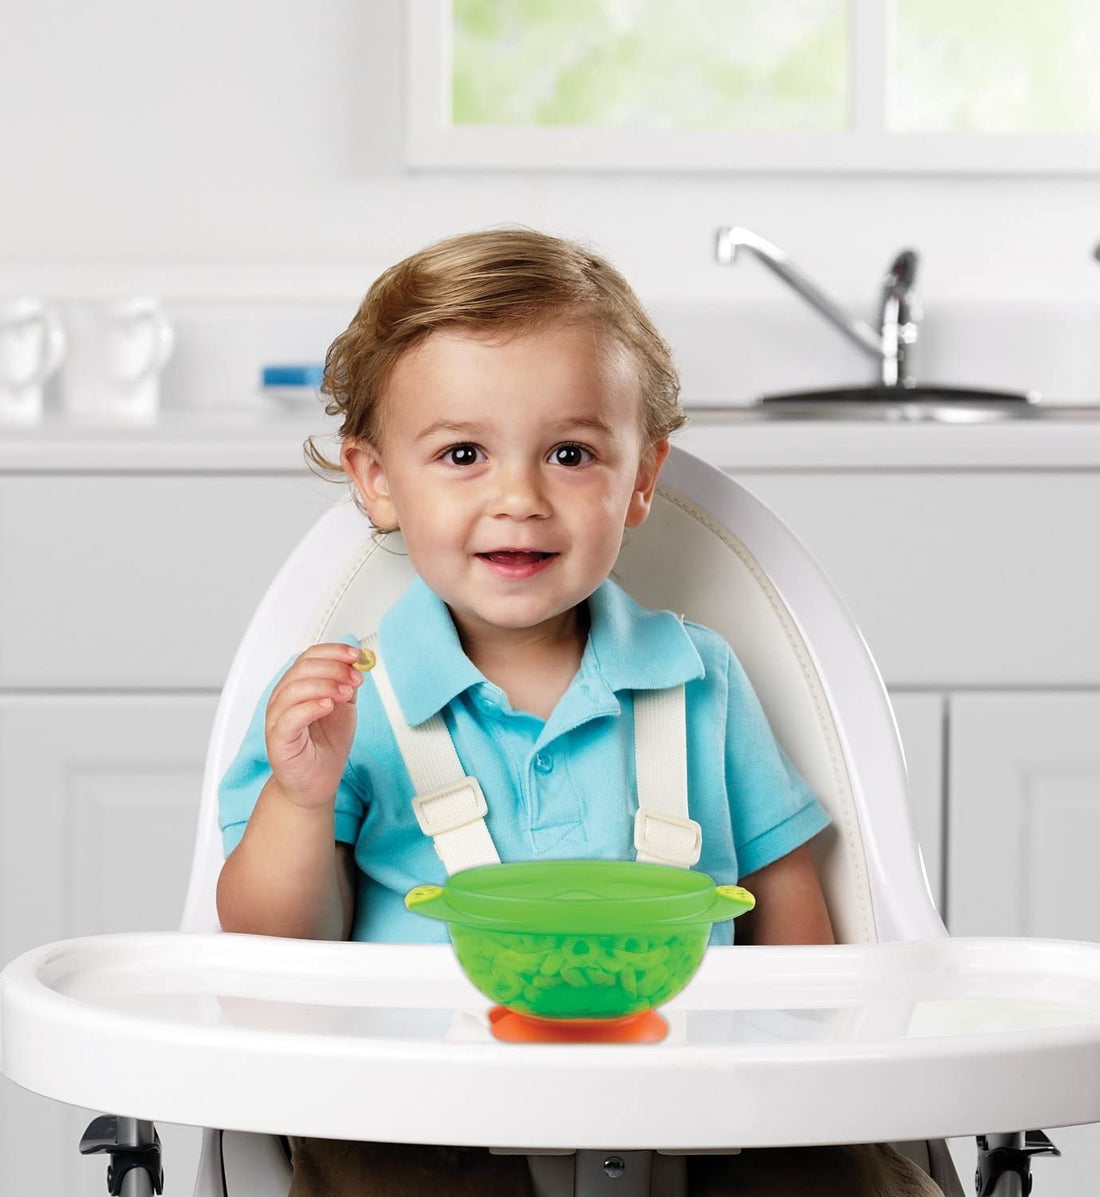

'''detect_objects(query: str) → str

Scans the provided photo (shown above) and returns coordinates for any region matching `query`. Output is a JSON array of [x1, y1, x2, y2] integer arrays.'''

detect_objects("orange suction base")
[[488, 1005, 668, 1043]]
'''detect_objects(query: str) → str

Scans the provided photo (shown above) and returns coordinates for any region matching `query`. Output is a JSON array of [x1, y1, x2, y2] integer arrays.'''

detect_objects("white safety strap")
[[632, 686, 702, 867], [359, 633, 702, 874], [359, 633, 502, 874]]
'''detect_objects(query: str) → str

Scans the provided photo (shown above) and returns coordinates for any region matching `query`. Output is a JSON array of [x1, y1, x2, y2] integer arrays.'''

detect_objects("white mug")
[[61, 297, 175, 421], [0, 298, 66, 424]]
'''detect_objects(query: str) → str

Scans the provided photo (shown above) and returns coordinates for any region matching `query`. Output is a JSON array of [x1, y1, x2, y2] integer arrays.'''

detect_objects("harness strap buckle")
[[412, 777, 489, 838], [634, 808, 703, 868]]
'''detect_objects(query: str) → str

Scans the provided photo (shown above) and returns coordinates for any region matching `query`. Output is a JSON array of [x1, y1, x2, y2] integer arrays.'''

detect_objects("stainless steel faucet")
[[714, 226, 921, 388]]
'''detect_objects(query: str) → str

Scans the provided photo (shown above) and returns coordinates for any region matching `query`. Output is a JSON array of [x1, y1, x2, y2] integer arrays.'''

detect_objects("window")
[[405, 0, 1100, 172]]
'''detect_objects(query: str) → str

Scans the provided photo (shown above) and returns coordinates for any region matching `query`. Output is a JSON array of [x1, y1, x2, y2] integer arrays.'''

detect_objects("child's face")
[[341, 321, 670, 643]]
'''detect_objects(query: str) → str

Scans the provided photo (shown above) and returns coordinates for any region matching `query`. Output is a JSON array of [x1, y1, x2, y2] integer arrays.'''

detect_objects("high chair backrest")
[[181, 445, 945, 944]]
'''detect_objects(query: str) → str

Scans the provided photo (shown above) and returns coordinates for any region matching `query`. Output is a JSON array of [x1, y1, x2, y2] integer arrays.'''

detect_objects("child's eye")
[[552, 442, 594, 467], [440, 443, 483, 467]]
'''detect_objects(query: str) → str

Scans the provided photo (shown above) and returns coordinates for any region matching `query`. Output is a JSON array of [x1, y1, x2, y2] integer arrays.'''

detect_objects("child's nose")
[[490, 463, 552, 517]]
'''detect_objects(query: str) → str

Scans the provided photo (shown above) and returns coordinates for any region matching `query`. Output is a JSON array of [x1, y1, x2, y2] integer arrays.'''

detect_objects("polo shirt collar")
[[378, 572, 705, 727], [586, 571, 706, 696]]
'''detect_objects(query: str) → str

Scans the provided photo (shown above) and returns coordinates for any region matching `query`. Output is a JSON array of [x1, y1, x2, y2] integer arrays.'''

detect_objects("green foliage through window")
[[452, 0, 849, 131], [893, 0, 1100, 132]]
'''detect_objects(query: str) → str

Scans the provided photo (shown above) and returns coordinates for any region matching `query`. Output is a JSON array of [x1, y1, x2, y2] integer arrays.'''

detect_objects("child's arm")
[[217, 641, 365, 940], [217, 782, 357, 940], [733, 842, 835, 946]]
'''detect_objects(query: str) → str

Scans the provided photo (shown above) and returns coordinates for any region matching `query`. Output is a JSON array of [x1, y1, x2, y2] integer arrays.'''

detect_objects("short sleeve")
[[724, 647, 831, 878], [218, 634, 370, 858]]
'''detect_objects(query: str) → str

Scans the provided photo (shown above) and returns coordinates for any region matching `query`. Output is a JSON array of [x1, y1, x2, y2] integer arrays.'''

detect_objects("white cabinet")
[[738, 471, 1100, 1197], [0, 472, 334, 1197], [888, 691, 946, 916], [948, 692, 1100, 940], [0, 475, 336, 688], [946, 692, 1100, 1197], [0, 696, 218, 958], [0, 696, 217, 1196], [733, 472, 1100, 686]]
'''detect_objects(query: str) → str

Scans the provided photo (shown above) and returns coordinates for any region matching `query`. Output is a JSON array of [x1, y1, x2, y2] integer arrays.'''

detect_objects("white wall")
[[3, 0, 1100, 309]]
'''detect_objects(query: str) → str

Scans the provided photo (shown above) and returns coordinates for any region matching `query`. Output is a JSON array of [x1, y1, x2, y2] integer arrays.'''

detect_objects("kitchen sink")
[[684, 385, 1100, 423]]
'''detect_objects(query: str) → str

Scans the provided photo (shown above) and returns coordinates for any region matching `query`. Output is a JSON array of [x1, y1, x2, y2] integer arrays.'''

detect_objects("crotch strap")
[[358, 632, 702, 876]]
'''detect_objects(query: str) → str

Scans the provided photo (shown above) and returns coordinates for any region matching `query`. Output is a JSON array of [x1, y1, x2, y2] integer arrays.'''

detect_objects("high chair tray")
[[4, 932, 1100, 1150]]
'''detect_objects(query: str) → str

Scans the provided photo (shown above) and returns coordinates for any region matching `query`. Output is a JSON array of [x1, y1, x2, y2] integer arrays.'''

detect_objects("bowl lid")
[[405, 860, 754, 933]]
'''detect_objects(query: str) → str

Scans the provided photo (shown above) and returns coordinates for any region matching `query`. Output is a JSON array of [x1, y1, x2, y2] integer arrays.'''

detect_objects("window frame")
[[404, 0, 1100, 174]]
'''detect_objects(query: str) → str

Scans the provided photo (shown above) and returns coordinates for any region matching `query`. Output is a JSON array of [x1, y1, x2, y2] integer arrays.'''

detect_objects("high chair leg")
[[78, 1115, 163, 1196], [976, 1131, 1060, 1197]]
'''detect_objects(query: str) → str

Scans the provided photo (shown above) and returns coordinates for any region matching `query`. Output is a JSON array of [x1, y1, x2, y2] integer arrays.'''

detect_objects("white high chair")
[[5, 442, 1098, 1197]]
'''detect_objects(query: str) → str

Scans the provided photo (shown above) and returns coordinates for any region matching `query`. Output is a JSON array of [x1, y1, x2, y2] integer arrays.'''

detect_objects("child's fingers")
[[295, 642, 367, 669], [280, 642, 366, 684], [274, 650, 366, 700], [269, 675, 360, 724], [279, 657, 364, 689], [268, 694, 340, 747], [266, 644, 368, 741]]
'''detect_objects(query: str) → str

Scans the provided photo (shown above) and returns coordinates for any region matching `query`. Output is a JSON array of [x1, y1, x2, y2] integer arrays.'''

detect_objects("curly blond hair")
[[304, 225, 686, 526]]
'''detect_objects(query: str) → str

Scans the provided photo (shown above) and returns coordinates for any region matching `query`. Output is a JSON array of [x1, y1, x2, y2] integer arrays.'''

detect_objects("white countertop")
[[3, 405, 1100, 471]]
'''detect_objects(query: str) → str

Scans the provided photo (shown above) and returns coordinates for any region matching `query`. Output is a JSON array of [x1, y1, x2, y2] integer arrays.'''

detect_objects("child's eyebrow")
[[414, 419, 488, 442], [414, 415, 616, 442]]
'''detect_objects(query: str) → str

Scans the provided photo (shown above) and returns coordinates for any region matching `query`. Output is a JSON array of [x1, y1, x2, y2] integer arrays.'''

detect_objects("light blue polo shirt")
[[219, 573, 830, 945]]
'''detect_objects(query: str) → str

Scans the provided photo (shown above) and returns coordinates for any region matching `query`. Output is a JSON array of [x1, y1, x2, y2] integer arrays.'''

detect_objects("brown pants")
[[285, 1137, 947, 1197]]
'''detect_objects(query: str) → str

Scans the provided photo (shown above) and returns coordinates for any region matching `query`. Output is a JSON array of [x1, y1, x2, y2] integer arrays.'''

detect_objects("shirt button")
[[534, 751, 554, 774]]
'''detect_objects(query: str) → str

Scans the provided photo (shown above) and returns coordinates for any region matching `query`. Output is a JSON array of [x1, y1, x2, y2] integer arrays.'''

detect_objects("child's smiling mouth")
[[476, 550, 559, 578]]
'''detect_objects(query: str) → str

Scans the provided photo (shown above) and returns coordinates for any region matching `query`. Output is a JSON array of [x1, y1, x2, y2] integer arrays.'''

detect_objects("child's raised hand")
[[264, 642, 367, 811]]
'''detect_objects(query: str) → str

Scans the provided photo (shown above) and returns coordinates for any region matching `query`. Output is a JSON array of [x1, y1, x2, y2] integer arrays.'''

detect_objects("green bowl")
[[405, 860, 754, 1021]]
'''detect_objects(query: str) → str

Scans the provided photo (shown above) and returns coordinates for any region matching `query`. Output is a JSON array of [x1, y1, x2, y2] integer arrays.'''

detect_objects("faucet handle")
[[879, 249, 921, 386], [882, 249, 919, 299], [881, 248, 922, 330]]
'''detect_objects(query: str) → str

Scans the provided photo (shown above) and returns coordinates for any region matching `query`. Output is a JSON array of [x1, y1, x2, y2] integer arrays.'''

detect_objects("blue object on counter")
[[261, 365, 325, 387]]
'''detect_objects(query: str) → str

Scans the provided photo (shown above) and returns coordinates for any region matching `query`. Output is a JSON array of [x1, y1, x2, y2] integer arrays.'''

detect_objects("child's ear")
[[341, 438, 398, 530], [625, 437, 671, 529]]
